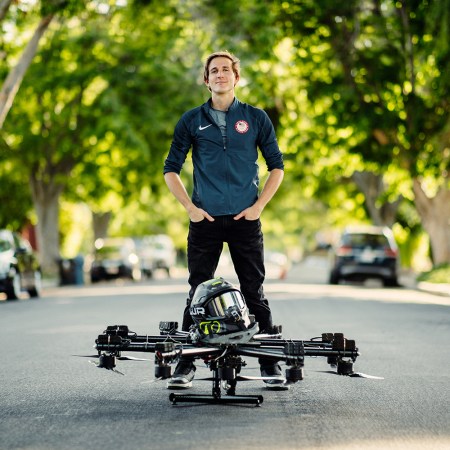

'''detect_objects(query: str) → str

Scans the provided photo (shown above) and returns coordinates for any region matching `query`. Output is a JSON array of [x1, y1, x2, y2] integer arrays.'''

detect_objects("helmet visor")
[[206, 290, 246, 319]]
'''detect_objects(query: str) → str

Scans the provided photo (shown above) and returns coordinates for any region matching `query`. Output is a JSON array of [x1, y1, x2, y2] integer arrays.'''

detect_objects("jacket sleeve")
[[163, 114, 192, 174], [256, 110, 284, 171]]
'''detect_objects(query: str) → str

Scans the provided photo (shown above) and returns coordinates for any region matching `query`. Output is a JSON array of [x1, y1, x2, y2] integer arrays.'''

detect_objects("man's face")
[[205, 57, 239, 94]]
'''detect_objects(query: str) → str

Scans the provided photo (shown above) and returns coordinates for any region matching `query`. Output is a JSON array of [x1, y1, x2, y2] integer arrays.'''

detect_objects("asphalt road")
[[1, 265, 450, 450]]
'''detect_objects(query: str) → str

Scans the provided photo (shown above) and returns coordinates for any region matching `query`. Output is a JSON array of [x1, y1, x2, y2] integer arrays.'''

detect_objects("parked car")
[[134, 235, 176, 278], [0, 229, 41, 300], [90, 238, 141, 283], [329, 226, 399, 286]]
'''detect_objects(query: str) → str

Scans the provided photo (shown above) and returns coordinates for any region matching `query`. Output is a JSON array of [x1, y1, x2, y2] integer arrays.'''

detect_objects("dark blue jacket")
[[164, 98, 284, 216]]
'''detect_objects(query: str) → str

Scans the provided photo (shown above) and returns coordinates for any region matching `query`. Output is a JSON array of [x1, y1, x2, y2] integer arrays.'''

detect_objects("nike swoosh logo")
[[199, 124, 212, 131]]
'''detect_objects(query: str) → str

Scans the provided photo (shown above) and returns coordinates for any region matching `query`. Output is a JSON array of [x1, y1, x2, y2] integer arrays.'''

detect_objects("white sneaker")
[[166, 361, 196, 389], [260, 364, 289, 391]]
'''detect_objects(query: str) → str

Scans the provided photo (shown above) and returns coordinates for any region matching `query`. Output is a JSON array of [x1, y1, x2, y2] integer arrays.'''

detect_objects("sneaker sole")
[[166, 381, 193, 390], [265, 383, 290, 391]]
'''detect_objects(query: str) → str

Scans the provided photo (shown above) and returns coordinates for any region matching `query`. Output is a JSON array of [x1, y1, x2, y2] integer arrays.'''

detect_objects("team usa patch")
[[235, 120, 249, 134]]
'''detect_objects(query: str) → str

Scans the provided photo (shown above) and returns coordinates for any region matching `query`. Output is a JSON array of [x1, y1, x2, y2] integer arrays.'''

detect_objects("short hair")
[[203, 51, 241, 83]]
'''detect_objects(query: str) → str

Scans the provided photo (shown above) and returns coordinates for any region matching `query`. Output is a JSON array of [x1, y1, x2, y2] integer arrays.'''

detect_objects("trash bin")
[[58, 256, 84, 286], [72, 255, 84, 285], [58, 258, 75, 286]]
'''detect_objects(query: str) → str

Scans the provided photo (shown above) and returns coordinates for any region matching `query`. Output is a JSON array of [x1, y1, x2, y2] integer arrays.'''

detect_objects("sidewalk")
[[287, 258, 450, 298], [42, 262, 450, 298], [398, 268, 450, 297], [415, 281, 450, 297]]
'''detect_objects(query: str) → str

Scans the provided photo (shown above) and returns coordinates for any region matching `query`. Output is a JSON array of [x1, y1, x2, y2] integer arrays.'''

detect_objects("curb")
[[42, 276, 450, 298], [416, 282, 450, 298]]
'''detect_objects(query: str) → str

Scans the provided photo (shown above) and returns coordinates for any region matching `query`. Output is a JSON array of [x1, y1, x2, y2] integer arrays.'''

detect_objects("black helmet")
[[189, 278, 258, 344]]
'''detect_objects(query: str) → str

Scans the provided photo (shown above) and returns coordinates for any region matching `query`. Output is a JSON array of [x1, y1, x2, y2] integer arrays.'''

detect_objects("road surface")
[[1, 265, 449, 450]]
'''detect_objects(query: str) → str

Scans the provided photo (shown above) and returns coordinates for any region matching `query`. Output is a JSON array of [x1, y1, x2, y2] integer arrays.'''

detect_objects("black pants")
[[182, 215, 273, 333]]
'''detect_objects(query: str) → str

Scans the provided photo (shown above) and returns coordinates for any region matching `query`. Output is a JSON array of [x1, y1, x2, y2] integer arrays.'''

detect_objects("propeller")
[[349, 372, 384, 379], [316, 370, 384, 379], [74, 352, 150, 376], [117, 356, 150, 361], [73, 354, 150, 361], [88, 359, 124, 375]]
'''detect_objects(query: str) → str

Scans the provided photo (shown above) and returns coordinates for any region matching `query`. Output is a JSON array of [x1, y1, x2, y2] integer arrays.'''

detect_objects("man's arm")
[[233, 168, 284, 220], [164, 172, 214, 222]]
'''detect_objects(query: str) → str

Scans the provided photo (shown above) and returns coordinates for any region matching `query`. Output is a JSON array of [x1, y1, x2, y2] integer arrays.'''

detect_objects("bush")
[[417, 264, 450, 283]]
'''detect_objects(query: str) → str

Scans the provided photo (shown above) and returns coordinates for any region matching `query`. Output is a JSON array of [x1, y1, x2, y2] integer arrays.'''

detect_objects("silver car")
[[134, 235, 176, 278]]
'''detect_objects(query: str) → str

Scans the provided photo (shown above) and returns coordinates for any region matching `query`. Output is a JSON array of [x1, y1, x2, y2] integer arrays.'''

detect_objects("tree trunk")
[[351, 171, 402, 227], [29, 175, 64, 276], [0, 14, 54, 128], [92, 211, 112, 242], [413, 179, 450, 266], [0, 0, 13, 22]]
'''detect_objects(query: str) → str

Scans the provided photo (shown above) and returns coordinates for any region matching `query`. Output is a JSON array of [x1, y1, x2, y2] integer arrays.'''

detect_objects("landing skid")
[[169, 367, 263, 406], [169, 393, 263, 406]]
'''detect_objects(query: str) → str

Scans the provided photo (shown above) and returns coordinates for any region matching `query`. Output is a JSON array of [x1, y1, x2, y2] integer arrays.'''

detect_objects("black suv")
[[0, 229, 42, 300], [329, 226, 399, 286]]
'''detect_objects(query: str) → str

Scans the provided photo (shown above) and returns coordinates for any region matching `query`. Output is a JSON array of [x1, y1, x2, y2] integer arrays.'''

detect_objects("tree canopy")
[[1, 0, 448, 273]]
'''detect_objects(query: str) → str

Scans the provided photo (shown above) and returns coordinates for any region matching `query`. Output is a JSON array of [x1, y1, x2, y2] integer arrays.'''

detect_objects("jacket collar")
[[203, 97, 240, 112]]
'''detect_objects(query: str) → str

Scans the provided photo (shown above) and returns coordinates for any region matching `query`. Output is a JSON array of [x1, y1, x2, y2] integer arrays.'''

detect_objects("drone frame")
[[91, 322, 360, 407]]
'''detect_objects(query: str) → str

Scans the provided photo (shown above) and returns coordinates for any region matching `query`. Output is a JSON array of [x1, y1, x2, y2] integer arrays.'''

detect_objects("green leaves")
[[1, 0, 448, 264]]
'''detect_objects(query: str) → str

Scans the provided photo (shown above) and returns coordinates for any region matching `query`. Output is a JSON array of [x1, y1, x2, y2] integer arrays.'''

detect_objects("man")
[[163, 51, 285, 389]]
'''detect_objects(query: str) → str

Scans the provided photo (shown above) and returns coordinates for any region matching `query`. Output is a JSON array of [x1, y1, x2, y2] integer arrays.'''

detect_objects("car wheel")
[[383, 277, 399, 287], [329, 271, 340, 285], [144, 269, 153, 279], [131, 268, 142, 281], [28, 271, 42, 298], [6, 270, 21, 300]]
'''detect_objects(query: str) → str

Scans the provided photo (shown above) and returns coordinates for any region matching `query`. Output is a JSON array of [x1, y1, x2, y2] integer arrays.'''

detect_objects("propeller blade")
[[237, 375, 285, 382], [117, 356, 150, 361], [349, 372, 384, 379], [315, 370, 384, 379], [74, 354, 150, 361]]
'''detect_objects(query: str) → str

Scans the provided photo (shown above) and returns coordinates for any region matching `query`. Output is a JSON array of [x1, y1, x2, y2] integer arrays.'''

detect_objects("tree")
[[4, 1, 206, 273], [0, 0, 13, 22], [2, 0, 448, 272], [0, 154, 33, 229], [272, 0, 450, 264], [0, 13, 54, 128], [0, 1, 84, 129], [64, 1, 207, 240]]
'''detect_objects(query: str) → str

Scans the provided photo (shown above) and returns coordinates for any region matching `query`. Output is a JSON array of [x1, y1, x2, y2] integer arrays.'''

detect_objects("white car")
[[0, 230, 41, 299], [134, 235, 176, 278]]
